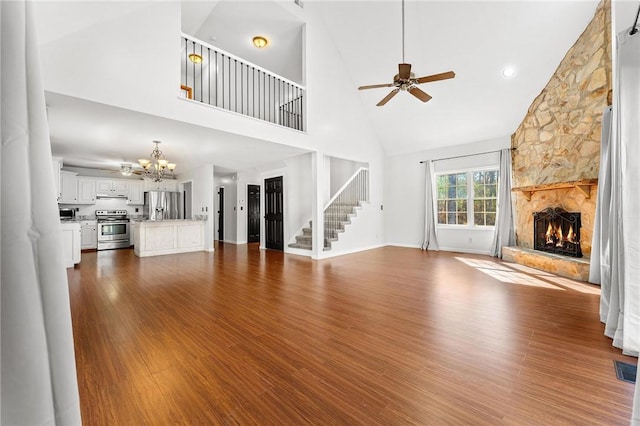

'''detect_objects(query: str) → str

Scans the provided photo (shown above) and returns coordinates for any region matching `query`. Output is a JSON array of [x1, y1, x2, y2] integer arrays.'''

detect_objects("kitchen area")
[[55, 155, 206, 267]]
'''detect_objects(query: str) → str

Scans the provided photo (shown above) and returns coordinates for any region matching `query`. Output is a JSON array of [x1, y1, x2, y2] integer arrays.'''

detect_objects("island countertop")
[[133, 220, 205, 257]]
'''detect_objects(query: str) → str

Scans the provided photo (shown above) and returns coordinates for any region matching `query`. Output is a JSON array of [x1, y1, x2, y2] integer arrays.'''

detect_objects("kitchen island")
[[133, 219, 205, 257]]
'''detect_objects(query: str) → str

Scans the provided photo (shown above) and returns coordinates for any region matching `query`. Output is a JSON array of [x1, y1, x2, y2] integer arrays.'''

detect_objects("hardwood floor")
[[67, 244, 636, 425]]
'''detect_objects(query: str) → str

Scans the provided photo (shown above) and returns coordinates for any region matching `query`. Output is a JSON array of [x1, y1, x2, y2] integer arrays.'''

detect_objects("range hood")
[[96, 193, 128, 199]]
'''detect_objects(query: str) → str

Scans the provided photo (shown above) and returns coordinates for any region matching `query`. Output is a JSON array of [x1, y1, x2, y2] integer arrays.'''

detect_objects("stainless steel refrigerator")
[[144, 191, 183, 220]]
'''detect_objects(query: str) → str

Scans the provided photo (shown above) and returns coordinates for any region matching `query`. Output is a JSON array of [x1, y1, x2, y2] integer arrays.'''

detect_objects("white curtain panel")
[[421, 161, 439, 251], [589, 106, 611, 287], [617, 27, 640, 425], [490, 148, 515, 258], [1, 1, 82, 424]]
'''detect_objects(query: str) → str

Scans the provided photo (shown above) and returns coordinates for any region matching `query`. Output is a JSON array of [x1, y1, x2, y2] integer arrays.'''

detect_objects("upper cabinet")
[[77, 177, 97, 204], [144, 178, 179, 192], [96, 179, 129, 197], [127, 181, 144, 205], [59, 170, 78, 204]]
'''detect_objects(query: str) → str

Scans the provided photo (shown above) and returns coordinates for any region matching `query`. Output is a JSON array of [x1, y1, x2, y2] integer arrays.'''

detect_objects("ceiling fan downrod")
[[401, 0, 405, 64]]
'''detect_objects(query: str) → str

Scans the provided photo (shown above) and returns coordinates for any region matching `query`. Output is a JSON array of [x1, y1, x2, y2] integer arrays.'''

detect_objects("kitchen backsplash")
[[64, 198, 143, 218]]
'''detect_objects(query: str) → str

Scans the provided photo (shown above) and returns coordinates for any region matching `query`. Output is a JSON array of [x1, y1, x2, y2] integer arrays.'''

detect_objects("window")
[[436, 169, 498, 227]]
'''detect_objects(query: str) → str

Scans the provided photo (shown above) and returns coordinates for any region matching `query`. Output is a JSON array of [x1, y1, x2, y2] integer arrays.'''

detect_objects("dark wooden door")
[[264, 177, 283, 250], [247, 184, 261, 243], [217, 187, 224, 241]]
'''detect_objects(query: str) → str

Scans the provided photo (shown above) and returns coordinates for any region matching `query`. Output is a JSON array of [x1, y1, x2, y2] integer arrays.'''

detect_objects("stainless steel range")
[[96, 210, 130, 250]]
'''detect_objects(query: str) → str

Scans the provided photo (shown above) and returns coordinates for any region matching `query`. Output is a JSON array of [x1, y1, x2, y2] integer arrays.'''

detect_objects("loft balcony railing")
[[181, 34, 305, 131]]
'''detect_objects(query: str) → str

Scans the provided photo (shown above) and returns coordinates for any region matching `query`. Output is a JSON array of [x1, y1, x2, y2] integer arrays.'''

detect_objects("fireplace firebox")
[[533, 207, 582, 258]]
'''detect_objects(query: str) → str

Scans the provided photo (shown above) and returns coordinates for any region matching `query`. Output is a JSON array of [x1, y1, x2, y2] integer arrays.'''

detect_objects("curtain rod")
[[419, 147, 515, 164], [631, 2, 640, 35]]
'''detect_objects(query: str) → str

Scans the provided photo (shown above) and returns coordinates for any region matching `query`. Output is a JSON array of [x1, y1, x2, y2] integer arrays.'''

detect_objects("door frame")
[[264, 176, 284, 251], [216, 186, 224, 242], [260, 168, 287, 250], [247, 184, 261, 243]]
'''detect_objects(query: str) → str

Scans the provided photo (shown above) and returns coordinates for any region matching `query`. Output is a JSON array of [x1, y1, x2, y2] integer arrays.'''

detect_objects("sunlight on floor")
[[455, 257, 601, 294]]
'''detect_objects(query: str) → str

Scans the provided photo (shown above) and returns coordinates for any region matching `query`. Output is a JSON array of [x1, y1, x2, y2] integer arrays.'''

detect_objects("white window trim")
[[435, 166, 499, 229]]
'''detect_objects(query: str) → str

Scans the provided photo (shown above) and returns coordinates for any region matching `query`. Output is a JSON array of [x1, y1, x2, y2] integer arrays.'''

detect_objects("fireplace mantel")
[[512, 179, 598, 201]]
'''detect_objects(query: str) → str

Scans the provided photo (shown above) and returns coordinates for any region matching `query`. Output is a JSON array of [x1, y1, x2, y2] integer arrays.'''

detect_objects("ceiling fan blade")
[[377, 89, 400, 106], [408, 86, 432, 103], [415, 71, 456, 84], [399, 63, 412, 80], [358, 83, 394, 90]]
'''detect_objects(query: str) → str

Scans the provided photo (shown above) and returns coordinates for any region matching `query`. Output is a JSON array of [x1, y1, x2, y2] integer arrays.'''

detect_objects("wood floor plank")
[[67, 244, 636, 425]]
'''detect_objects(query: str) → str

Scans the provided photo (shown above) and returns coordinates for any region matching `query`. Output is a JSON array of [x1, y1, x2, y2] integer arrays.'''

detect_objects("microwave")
[[59, 208, 76, 221]]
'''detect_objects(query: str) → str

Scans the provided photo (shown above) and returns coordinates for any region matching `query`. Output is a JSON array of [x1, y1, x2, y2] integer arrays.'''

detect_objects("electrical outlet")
[[468, 237, 473, 243]]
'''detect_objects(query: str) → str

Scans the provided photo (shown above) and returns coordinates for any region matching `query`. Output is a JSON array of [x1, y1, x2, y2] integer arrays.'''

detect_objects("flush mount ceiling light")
[[137, 140, 176, 182], [252, 36, 268, 48], [120, 163, 133, 176], [502, 66, 517, 78], [188, 53, 203, 64]]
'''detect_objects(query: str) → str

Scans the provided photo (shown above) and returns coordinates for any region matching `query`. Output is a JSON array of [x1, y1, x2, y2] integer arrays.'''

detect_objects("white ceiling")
[[36, 0, 622, 174], [312, 0, 601, 155]]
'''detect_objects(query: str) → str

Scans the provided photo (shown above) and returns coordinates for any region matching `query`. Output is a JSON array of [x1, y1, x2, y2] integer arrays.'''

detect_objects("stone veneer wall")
[[510, 0, 611, 258]]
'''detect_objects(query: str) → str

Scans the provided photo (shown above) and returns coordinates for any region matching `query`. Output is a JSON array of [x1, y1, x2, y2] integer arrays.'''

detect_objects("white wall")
[[385, 137, 510, 254], [178, 164, 215, 251], [36, 0, 387, 258], [327, 156, 368, 203]]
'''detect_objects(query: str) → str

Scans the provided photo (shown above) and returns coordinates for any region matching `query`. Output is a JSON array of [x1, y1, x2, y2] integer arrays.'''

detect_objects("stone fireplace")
[[533, 207, 582, 258], [501, 0, 610, 281]]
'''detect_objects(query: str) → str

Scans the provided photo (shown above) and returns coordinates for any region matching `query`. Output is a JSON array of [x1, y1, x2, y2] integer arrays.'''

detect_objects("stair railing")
[[181, 34, 305, 131], [323, 168, 369, 247]]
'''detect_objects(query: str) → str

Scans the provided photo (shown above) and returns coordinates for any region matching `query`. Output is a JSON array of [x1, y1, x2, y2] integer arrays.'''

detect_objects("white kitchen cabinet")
[[80, 220, 97, 250], [77, 177, 97, 204], [60, 222, 81, 267], [162, 180, 179, 192], [59, 170, 78, 204], [127, 181, 144, 205], [144, 178, 179, 192], [52, 156, 62, 201], [96, 179, 129, 197]]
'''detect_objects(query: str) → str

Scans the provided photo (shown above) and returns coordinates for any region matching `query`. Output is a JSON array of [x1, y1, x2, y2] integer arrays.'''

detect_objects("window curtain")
[[490, 148, 515, 258], [590, 27, 639, 422], [617, 27, 640, 423], [1, 1, 82, 424], [422, 160, 439, 251]]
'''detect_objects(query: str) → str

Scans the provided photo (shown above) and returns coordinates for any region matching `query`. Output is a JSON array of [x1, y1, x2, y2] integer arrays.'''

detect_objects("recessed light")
[[502, 66, 516, 78], [252, 36, 268, 48]]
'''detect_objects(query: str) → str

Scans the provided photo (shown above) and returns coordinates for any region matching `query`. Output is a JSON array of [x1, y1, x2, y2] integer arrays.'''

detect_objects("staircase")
[[288, 168, 369, 251]]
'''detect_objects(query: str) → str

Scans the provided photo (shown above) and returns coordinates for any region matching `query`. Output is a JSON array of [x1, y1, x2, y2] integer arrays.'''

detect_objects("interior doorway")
[[247, 184, 260, 243], [264, 176, 283, 250], [183, 181, 192, 219], [217, 187, 224, 241]]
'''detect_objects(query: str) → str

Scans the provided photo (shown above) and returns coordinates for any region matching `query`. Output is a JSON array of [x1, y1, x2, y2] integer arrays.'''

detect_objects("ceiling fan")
[[358, 0, 455, 106]]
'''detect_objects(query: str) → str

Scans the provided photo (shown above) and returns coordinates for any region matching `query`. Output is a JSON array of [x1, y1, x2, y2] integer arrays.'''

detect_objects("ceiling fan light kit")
[[358, 0, 455, 106]]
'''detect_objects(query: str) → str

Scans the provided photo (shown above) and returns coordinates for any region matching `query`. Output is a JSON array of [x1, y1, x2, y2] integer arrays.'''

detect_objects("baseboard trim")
[[313, 244, 385, 260], [385, 243, 422, 249], [437, 246, 493, 256]]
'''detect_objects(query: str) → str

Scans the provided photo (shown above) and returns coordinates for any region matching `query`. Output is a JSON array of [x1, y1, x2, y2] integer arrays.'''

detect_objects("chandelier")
[[137, 140, 176, 182]]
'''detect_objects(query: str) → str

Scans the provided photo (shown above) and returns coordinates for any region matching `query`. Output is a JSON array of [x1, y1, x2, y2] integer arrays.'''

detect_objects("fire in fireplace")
[[533, 207, 582, 258]]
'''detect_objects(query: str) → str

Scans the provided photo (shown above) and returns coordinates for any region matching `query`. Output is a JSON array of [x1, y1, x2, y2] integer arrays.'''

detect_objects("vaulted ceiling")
[[34, 0, 629, 173]]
